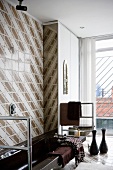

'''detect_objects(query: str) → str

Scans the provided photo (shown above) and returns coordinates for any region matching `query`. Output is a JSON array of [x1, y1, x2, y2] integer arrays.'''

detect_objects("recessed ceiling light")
[[80, 27, 85, 29]]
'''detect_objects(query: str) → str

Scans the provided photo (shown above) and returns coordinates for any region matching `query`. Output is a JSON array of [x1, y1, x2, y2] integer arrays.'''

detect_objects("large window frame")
[[96, 36, 113, 132]]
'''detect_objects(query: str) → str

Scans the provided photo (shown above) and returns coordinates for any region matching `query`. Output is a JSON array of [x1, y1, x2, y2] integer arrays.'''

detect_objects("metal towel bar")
[[0, 116, 32, 170]]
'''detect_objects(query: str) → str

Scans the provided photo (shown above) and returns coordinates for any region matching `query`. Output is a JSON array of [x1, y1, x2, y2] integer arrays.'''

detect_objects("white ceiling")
[[8, 0, 113, 38]]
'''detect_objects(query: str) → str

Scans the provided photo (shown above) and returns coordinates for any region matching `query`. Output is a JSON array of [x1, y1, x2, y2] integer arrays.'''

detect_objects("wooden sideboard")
[[0, 129, 86, 170], [0, 129, 58, 170]]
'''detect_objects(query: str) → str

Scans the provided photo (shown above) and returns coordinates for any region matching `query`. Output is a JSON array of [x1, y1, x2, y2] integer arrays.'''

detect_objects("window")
[[96, 37, 113, 133]]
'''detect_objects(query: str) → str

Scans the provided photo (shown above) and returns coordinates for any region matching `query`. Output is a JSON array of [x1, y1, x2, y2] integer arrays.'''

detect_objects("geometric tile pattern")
[[0, 0, 43, 147], [43, 24, 58, 132]]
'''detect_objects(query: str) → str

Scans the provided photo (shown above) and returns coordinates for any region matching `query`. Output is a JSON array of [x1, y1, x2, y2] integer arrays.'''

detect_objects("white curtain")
[[79, 38, 96, 126]]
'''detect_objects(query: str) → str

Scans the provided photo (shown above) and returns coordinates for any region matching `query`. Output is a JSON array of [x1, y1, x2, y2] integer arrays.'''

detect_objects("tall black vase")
[[99, 128, 108, 154], [89, 130, 99, 155]]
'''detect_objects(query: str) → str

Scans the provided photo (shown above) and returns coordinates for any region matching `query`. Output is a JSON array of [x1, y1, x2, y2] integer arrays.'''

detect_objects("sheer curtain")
[[79, 38, 96, 126]]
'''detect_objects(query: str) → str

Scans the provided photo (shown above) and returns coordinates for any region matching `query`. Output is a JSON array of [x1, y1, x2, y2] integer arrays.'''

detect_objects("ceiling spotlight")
[[16, 0, 27, 11], [80, 27, 85, 29]]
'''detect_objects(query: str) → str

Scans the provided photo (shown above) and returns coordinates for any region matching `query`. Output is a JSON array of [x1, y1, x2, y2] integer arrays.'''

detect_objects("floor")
[[56, 135, 113, 170]]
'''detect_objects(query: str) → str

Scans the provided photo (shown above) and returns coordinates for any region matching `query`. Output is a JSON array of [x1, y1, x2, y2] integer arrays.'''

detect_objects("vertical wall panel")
[[70, 33, 79, 101], [58, 23, 79, 133], [58, 23, 79, 103], [58, 23, 71, 102], [43, 24, 58, 132]]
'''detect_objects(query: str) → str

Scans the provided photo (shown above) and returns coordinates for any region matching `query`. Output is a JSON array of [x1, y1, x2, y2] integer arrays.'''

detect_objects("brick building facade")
[[96, 86, 113, 117]]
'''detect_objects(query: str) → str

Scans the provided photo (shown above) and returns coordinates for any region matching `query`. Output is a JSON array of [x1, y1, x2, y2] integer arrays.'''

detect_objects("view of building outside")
[[96, 38, 113, 131]]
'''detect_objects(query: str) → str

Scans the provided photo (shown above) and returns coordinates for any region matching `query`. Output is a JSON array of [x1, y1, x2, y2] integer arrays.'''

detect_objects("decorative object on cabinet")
[[88, 130, 99, 155], [99, 128, 108, 154]]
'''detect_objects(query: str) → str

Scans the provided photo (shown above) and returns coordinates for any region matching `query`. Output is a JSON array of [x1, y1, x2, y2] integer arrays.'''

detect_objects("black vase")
[[99, 128, 108, 154], [89, 130, 99, 155]]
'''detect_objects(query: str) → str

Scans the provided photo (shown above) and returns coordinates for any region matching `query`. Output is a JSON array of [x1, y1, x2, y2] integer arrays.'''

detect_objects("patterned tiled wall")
[[0, 0, 43, 146], [43, 24, 58, 132]]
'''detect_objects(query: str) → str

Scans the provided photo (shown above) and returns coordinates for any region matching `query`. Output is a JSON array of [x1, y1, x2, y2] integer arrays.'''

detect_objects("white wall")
[[58, 23, 79, 133], [58, 23, 79, 103], [58, 23, 71, 103], [70, 33, 79, 101]]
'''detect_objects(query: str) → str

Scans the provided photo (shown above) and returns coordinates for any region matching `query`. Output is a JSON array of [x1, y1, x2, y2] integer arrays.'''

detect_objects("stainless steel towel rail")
[[0, 116, 32, 170]]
